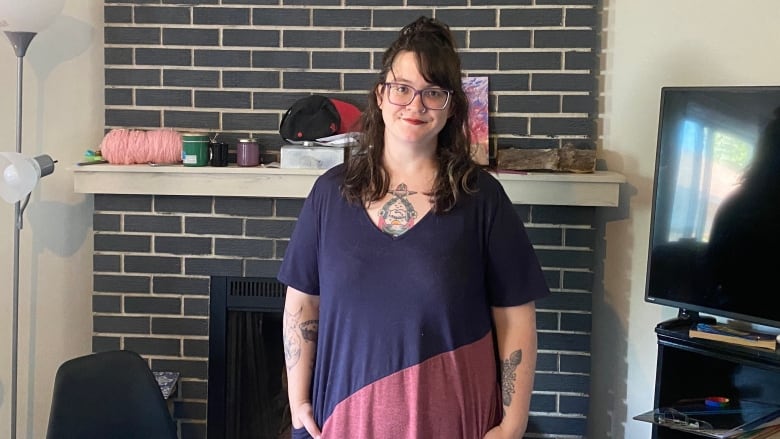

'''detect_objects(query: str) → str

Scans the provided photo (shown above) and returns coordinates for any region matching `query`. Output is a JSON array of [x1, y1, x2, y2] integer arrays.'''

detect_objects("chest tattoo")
[[378, 183, 418, 237]]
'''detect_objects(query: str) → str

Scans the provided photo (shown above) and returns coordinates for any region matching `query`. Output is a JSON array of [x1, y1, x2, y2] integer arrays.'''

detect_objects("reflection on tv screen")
[[646, 86, 780, 328]]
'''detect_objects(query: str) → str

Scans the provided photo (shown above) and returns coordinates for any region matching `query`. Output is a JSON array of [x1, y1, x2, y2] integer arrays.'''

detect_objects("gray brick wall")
[[103, 1, 599, 161], [91, 194, 597, 438]]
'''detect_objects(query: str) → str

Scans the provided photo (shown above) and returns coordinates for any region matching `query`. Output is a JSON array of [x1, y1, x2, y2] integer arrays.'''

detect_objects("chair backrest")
[[46, 350, 178, 439]]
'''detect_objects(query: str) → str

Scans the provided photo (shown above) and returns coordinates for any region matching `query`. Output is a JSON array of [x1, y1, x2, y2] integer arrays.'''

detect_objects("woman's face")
[[376, 51, 451, 151]]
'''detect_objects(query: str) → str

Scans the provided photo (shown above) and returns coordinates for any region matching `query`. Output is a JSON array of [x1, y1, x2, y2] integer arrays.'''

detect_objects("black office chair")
[[46, 350, 179, 439]]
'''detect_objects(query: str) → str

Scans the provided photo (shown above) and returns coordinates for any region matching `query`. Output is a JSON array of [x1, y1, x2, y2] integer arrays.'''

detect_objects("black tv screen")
[[645, 86, 780, 329]]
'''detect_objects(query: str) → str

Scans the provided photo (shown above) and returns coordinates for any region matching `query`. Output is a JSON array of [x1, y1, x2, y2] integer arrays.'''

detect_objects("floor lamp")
[[1, 0, 64, 437]]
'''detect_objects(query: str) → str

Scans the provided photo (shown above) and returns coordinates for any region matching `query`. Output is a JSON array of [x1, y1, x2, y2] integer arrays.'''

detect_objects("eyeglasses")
[[383, 82, 452, 110]]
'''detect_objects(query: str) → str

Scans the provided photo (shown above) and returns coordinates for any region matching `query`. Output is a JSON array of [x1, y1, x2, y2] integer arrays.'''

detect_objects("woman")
[[278, 16, 549, 439]]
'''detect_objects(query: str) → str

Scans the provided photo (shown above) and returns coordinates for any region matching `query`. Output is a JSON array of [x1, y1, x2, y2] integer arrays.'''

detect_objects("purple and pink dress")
[[278, 165, 549, 439]]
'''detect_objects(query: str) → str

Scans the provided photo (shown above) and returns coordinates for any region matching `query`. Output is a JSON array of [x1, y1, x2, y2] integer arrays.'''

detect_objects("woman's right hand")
[[293, 402, 322, 439]]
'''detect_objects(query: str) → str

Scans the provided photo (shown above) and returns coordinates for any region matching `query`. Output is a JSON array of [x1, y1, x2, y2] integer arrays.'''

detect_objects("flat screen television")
[[645, 86, 780, 330]]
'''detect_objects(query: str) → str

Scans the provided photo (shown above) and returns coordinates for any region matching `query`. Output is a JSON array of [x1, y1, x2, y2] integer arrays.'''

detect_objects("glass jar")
[[236, 138, 260, 167]]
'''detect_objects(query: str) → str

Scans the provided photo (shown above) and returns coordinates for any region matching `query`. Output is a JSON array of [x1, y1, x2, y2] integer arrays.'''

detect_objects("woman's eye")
[[393, 85, 409, 93]]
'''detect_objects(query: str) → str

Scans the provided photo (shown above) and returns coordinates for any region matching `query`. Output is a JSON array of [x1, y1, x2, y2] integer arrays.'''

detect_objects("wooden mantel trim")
[[72, 164, 626, 207]]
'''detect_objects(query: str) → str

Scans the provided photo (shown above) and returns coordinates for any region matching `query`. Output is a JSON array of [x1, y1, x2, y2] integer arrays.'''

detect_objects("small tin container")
[[181, 133, 210, 167], [236, 138, 260, 167]]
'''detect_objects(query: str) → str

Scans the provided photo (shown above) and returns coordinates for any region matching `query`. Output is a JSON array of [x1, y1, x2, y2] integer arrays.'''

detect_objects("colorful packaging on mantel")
[[181, 133, 210, 167]]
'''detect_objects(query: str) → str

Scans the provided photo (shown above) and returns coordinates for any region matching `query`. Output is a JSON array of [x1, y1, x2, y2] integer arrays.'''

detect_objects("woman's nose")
[[407, 92, 427, 112]]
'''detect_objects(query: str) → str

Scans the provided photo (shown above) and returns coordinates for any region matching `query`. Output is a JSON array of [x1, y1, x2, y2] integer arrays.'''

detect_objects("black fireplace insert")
[[208, 276, 290, 439]]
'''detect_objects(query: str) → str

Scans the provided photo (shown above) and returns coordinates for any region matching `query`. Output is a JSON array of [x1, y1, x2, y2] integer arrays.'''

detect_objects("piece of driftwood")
[[497, 144, 596, 173]]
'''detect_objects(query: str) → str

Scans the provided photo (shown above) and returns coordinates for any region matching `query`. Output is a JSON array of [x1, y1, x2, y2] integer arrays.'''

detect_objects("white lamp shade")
[[0, 152, 50, 203], [0, 0, 65, 33]]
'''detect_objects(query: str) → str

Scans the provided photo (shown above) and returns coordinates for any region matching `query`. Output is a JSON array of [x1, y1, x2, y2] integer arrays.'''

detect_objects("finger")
[[298, 409, 322, 439], [303, 419, 322, 439]]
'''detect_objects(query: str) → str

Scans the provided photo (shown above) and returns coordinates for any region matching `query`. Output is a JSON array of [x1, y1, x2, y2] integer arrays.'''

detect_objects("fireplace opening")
[[208, 276, 291, 438]]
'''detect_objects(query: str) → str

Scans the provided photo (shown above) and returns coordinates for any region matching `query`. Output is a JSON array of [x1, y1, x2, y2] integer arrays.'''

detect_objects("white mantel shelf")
[[72, 164, 626, 207]]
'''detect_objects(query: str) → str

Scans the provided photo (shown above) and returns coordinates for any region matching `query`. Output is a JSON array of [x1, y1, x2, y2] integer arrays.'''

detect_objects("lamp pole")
[[2, 3, 64, 437], [5, 29, 36, 439]]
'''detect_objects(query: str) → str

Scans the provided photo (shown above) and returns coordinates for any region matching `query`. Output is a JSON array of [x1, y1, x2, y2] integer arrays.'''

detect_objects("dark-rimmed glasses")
[[383, 82, 452, 110]]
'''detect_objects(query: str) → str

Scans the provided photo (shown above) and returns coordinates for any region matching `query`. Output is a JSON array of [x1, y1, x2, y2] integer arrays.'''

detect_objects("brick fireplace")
[[76, 166, 623, 439]]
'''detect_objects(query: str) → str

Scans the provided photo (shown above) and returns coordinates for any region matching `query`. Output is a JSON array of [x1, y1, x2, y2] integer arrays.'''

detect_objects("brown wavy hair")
[[341, 16, 479, 213]]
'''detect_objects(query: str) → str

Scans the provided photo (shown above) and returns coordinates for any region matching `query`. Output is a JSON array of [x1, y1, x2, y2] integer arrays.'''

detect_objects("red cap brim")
[[330, 98, 362, 133]]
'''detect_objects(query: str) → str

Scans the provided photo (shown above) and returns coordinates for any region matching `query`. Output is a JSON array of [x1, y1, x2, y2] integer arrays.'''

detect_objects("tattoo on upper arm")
[[501, 349, 523, 408], [283, 306, 319, 371]]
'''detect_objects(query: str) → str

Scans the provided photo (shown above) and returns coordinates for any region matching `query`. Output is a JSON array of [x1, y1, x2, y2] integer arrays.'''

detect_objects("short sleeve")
[[277, 181, 322, 296], [482, 176, 550, 307]]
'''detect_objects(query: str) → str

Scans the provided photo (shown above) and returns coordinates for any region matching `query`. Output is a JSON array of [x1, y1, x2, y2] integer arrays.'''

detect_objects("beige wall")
[[0, 1, 102, 437], [594, 0, 780, 437], [1, 1, 779, 437]]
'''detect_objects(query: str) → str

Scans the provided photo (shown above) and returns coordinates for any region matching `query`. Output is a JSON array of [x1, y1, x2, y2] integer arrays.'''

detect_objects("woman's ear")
[[375, 84, 385, 109]]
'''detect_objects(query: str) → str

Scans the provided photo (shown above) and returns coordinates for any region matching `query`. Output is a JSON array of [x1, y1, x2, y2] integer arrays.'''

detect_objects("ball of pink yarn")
[[99, 129, 183, 165]]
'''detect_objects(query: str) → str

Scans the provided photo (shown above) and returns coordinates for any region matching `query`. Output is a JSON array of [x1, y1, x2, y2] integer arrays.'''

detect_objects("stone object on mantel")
[[497, 144, 596, 173]]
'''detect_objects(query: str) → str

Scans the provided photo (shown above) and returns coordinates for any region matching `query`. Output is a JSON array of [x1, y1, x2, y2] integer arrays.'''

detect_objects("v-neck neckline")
[[360, 205, 434, 241]]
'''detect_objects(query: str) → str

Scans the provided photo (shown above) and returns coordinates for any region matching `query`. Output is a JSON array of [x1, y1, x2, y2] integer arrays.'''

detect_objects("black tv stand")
[[656, 309, 716, 330], [648, 324, 780, 438]]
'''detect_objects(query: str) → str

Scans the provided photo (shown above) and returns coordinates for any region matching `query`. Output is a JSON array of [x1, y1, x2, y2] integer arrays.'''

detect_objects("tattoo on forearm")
[[501, 349, 523, 409], [300, 319, 319, 342], [283, 307, 303, 370], [302, 320, 319, 372], [283, 306, 319, 371]]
